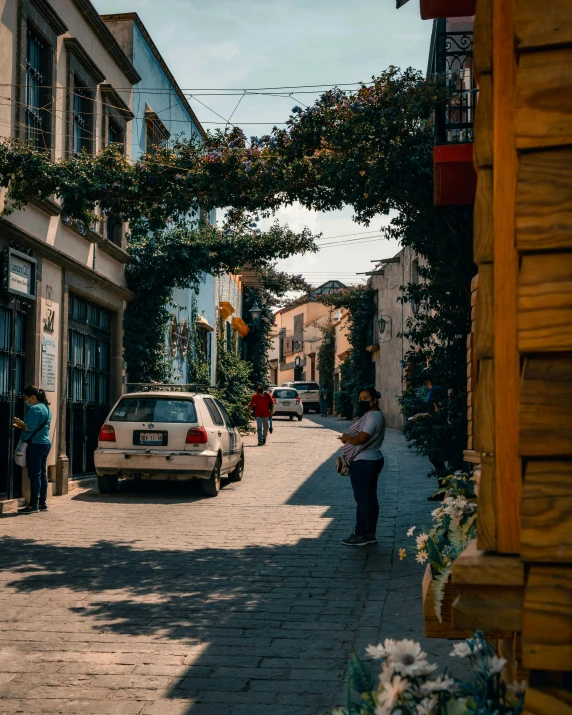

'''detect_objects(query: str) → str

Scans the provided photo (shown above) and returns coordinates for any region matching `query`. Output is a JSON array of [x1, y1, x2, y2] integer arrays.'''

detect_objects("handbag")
[[14, 412, 49, 467], [335, 418, 385, 477]]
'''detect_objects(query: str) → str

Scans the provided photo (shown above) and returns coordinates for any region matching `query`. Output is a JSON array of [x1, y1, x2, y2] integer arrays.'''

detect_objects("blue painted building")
[[101, 12, 223, 385]]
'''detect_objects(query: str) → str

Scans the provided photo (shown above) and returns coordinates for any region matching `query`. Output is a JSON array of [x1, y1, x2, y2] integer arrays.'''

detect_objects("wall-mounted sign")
[[41, 335, 57, 392], [45, 284, 53, 306], [5, 248, 37, 300]]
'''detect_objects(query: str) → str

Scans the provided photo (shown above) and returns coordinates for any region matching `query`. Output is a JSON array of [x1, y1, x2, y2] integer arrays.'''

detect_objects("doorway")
[[66, 295, 112, 477], [0, 302, 27, 500]]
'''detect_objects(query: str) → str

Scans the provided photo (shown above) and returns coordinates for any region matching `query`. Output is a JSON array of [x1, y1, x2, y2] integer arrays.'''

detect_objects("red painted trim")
[[433, 144, 476, 205], [433, 143, 474, 164], [419, 0, 476, 20]]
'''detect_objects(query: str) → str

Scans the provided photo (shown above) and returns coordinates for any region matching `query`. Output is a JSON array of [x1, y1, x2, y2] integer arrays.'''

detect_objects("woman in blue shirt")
[[13, 386, 52, 514]]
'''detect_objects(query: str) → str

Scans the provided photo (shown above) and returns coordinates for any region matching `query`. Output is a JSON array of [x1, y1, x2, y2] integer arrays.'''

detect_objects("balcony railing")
[[430, 19, 476, 145]]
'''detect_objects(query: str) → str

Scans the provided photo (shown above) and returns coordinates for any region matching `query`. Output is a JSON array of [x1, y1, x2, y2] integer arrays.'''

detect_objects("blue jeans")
[[26, 442, 51, 508], [349, 457, 384, 536], [256, 417, 269, 443], [320, 399, 328, 416]]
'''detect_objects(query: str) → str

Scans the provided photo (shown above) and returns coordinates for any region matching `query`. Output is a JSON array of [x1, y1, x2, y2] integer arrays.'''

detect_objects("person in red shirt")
[[246, 384, 274, 446]]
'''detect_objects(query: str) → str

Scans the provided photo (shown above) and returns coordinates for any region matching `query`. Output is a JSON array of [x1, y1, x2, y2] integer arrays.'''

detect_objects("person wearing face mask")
[[246, 383, 274, 446], [338, 386, 386, 546], [13, 386, 52, 514]]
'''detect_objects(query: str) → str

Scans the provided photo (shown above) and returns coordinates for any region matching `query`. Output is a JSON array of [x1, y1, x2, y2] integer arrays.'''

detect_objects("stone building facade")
[[0, 0, 142, 507]]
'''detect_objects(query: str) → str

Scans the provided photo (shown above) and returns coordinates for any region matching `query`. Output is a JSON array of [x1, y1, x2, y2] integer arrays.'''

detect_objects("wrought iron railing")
[[430, 19, 476, 145]]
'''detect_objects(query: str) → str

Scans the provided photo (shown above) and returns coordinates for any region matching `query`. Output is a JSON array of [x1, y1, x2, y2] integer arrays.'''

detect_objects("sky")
[[94, 0, 433, 289]]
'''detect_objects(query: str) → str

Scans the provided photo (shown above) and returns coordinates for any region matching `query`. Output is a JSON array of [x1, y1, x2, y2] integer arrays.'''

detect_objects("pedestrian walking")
[[319, 386, 329, 417], [13, 386, 52, 514], [246, 384, 274, 446], [338, 386, 385, 546]]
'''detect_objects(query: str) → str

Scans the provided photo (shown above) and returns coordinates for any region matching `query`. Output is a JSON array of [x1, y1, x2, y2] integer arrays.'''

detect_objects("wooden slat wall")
[[472, 0, 572, 704], [493, 0, 521, 554], [446, 0, 572, 694], [471, 0, 497, 553]]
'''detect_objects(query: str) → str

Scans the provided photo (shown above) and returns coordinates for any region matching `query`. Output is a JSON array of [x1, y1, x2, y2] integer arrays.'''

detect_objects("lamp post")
[[249, 302, 262, 323]]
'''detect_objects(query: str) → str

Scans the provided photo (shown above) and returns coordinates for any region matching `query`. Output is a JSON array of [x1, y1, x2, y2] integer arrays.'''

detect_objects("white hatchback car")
[[269, 387, 303, 421], [94, 391, 244, 497], [281, 381, 321, 413]]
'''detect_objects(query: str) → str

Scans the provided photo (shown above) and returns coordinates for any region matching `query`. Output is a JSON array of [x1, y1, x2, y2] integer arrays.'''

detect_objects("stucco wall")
[[369, 246, 422, 429]]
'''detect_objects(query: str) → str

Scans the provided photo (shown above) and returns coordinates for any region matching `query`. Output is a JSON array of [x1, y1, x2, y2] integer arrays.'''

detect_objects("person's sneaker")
[[262, 438, 267, 445], [39, 505, 48, 511], [269, 426, 273, 434], [258, 441, 263, 447], [19, 506, 39, 514], [340, 533, 369, 547], [363, 533, 378, 545]]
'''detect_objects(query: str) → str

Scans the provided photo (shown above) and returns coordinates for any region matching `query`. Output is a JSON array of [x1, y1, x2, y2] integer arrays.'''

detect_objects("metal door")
[[0, 303, 27, 500], [66, 295, 111, 477]]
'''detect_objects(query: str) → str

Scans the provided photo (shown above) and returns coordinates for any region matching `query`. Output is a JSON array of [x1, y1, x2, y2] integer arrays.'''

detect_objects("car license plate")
[[139, 432, 163, 445], [282, 401, 290, 406]]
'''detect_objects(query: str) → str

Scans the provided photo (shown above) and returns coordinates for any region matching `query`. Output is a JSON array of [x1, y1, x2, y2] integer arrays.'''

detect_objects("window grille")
[[25, 26, 50, 149]]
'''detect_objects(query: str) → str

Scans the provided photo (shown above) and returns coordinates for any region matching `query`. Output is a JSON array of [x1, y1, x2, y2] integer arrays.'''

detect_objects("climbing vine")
[[0, 66, 472, 468], [124, 217, 317, 383], [187, 298, 212, 387], [320, 286, 376, 418], [213, 332, 252, 429], [316, 321, 336, 411], [243, 267, 311, 388]]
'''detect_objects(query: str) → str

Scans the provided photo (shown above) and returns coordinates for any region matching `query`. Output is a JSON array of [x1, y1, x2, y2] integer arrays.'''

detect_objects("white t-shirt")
[[354, 410, 386, 462]]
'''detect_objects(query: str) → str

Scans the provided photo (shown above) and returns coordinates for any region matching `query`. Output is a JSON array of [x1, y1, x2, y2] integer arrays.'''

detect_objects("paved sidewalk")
[[0, 416, 458, 715]]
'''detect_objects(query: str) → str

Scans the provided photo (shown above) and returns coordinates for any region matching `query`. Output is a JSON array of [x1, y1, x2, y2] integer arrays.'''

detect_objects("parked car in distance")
[[281, 381, 321, 413], [269, 387, 303, 421], [94, 391, 244, 497]]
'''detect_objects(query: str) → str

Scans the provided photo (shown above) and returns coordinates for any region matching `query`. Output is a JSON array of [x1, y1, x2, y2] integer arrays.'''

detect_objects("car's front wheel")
[[227, 451, 244, 482], [202, 458, 221, 497], [97, 475, 118, 494]]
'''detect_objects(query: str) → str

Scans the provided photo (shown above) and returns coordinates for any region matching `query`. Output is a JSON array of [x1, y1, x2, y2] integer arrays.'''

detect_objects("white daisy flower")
[[507, 680, 528, 696], [415, 550, 429, 564], [366, 643, 389, 660], [375, 675, 409, 715], [416, 533, 429, 548], [431, 506, 445, 520], [421, 676, 456, 693], [486, 656, 506, 675], [416, 696, 438, 715], [384, 639, 437, 677], [407, 526, 417, 537], [450, 641, 472, 658]]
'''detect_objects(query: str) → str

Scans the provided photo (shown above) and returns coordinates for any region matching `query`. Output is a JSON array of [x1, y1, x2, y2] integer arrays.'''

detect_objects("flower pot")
[[422, 563, 472, 639]]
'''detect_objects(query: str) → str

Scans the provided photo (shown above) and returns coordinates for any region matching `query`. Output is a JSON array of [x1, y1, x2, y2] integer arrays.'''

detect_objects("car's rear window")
[[293, 383, 320, 392], [274, 389, 297, 399], [109, 398, 197, 424]]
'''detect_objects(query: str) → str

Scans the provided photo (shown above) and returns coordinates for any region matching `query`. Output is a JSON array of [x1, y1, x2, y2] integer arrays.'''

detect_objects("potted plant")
[[335, 630, 526, 715], [400, 475, 477, 637]]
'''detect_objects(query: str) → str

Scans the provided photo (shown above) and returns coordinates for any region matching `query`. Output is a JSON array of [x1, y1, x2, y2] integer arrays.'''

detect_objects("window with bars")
[[145, 112, 170, 155], [67, 295, 111, 406], [0, 306, 26, 399], [25, 25, 51, 149], [73, 79, 93, 154], [107, 117, 124, 149]]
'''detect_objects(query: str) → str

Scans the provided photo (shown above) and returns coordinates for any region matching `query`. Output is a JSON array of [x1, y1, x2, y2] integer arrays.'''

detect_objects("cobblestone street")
[[0, 416, 457, 715]]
